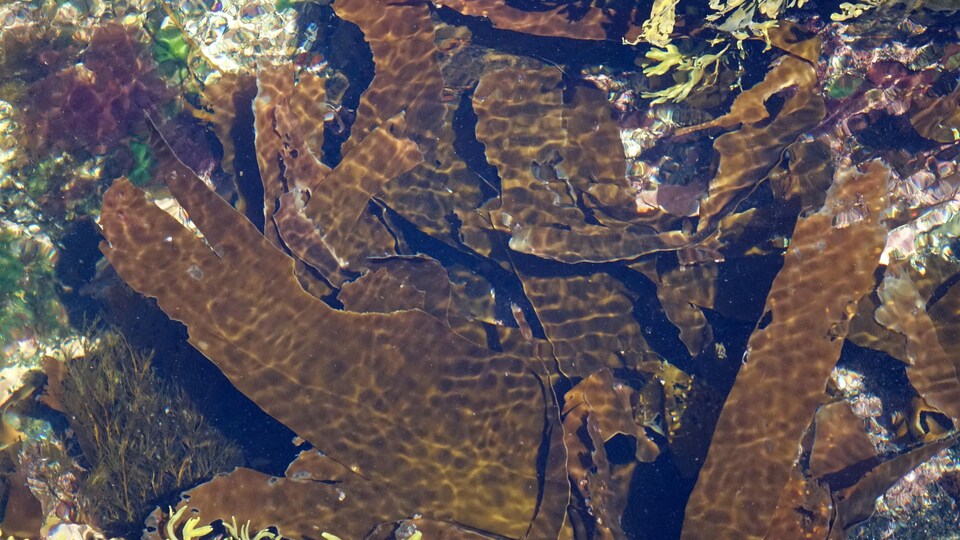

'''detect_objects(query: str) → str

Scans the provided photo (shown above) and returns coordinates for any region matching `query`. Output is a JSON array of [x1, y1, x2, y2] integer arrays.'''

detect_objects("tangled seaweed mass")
[[28, 0, 959, 537]]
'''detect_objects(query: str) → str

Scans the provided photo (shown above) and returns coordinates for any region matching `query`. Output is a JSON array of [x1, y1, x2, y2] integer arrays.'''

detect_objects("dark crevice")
[[382, 205, 547, 339], [927, 271, 960, 310], [575, 191, 603, 226], [56, 218, 105, 326], [757, 310, 773, 331], [433, 5, 638, 74], [453, 88, 501, 201], [225, 80, 264, 232], [316, 5, 374, 168]]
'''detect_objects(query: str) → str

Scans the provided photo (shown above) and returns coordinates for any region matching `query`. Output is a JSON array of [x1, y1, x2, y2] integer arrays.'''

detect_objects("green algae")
[[826, 73, 864, 100], [127, 141, 155, 187], [0, 228, 63, 353], [153, 24, 191, 65], [0, 230, 26, 345]]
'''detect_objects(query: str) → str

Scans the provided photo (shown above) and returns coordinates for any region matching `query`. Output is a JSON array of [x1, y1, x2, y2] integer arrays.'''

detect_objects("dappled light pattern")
[[339, 257, 451, 316], [100, 167, 558, 537], [82, 1, 960, 538], [561, 369, 638, 540], [809, 401, 878, 478], [379, 97, 488, 244], [204, 72, 257, 179], [910, 87, 960, 143], [561, 86, 645, 225], [764, 468, 832, 539], [275, 114, 421, 285], [520, 273, 653, 378], [876, 267, 960, 423], [471, 65, 685, 263], [251, 67, 289, 247], [682, 161, 890, 539], [768, 139, 834, 214], [565, 368, 661, 463], [766, 21, 822, 64], [297, 114, 420, 277], [435, 0, 640, 41], [675, 56, 818, 137], [634, 259, 716, 357], [848, 289, 909, 363], [335, 257, 505, 349], [930, 280, 960, 399], [333, 0, 487, 244], [149, 452, 411, 539], [160, 449, 554, 539], [560, 363, 695, 538], [254, 65, 331, 193], [333, 0, 444, 154], [252, 65, 331, 250], [692, 56, 824, 231], [832, 438, 957, 535]]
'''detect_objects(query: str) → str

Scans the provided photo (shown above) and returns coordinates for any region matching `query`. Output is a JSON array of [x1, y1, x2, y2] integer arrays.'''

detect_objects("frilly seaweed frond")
[[635, 0, 679, 48], [831, 0, 888, 21], [641, 45, 729, 104], [626, 0, 917, 105], [165, 505, 213, 540], [162, 505, 352, 540]]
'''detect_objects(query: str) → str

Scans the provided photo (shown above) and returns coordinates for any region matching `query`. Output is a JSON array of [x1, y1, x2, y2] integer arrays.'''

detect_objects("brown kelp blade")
[[829, 437, 957, 537], [876, 266, 960, 423], [270, 112, 421, 286], [435, 0, 640, 41], [99, 139, 562, 537], [518, 272, 655, 379], [151, 451, 409, 539], [470, 65, 685, 264], [692, 56, 824, 232], [332, 0, 445, 153], [253, 64, 332, 249], [681, 161, 890, 539]]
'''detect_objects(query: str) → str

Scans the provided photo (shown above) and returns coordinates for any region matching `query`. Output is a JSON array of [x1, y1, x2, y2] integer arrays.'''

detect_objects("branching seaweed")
[[57, 332, 242, 536]]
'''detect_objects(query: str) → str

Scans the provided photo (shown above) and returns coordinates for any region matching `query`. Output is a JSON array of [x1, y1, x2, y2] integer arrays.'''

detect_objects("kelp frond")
[[163, 505, 350, 540]]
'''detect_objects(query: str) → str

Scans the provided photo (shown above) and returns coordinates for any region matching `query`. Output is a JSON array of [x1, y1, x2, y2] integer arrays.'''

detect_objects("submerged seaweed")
[[49, 331, 242, 536], [2, 0, 960, 538]]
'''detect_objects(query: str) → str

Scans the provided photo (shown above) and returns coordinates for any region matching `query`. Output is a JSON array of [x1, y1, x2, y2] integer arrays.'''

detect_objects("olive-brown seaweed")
[[682, 160, 891, 539], [99, 145, 563, 537], [77, 2, 960, 538]]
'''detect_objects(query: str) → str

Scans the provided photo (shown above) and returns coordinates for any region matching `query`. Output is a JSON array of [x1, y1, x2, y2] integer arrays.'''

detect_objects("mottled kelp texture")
[[436, 0, 641, 41], [470, 65, 686, 263], [340, 0, 487, 247], [93, 1, 960, 538], [682, 161, 891, 540], [808, 401, 878, 479], [99, 164, 563, 537], [876, 268, 960, 424]]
